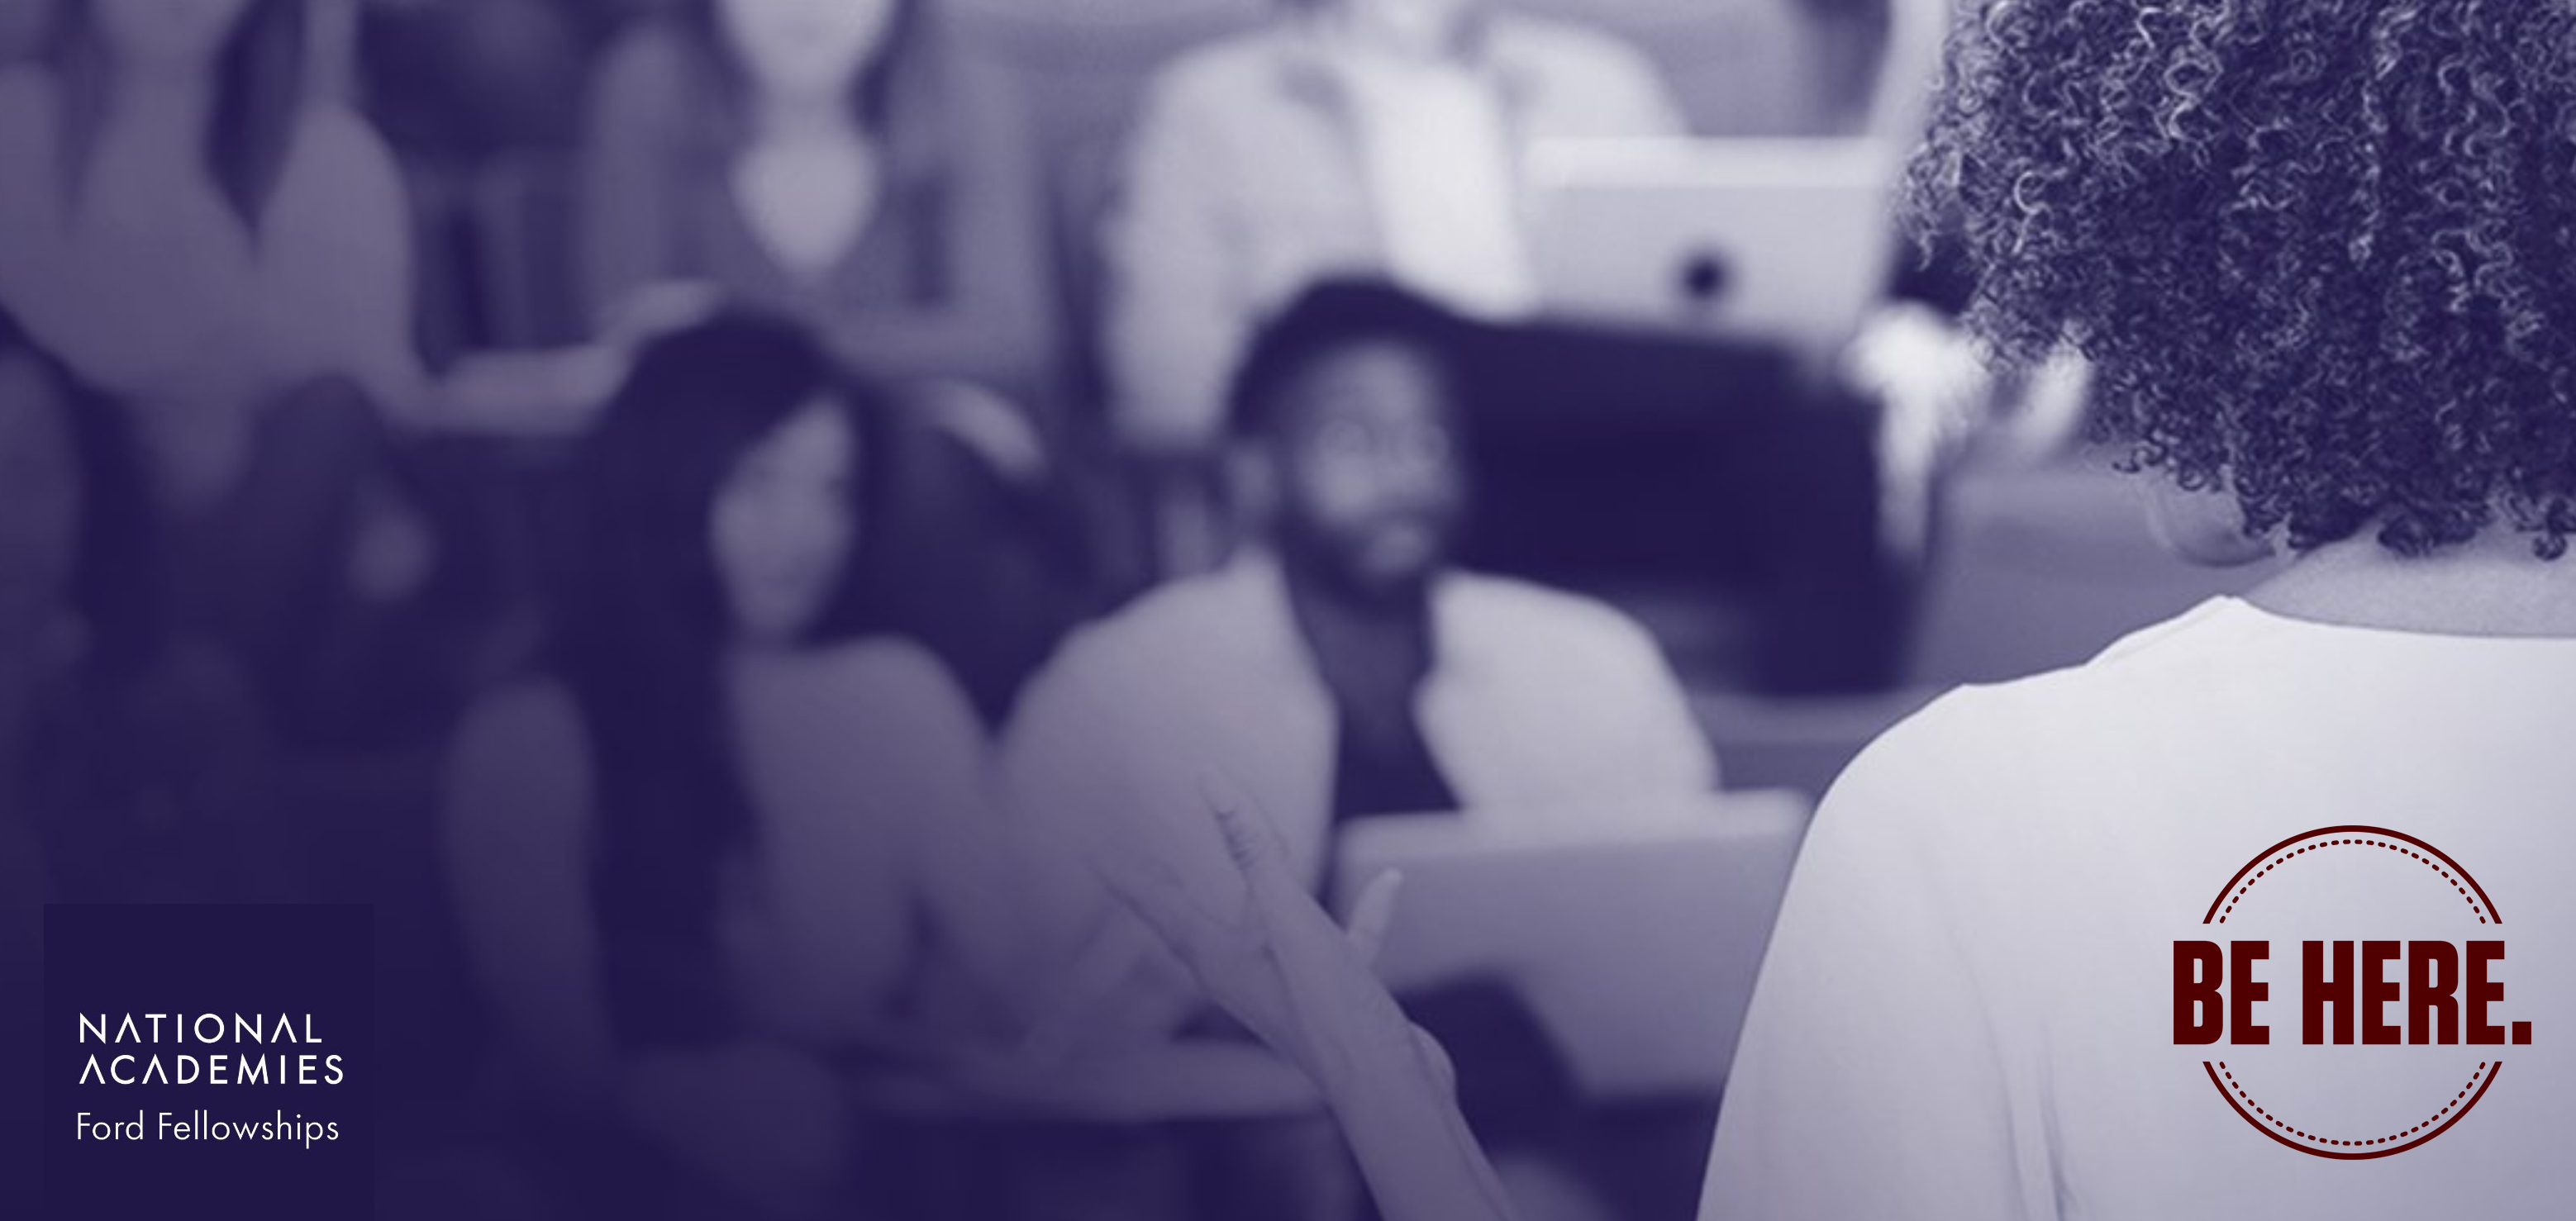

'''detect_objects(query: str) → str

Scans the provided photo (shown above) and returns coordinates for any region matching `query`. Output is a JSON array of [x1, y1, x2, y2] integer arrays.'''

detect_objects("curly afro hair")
[[1911, 0, 2576, 558]]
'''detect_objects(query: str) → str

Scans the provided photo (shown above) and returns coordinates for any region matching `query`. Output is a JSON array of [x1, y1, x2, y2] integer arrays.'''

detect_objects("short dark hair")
[[1225, 279, 1474, 442], [1914, 0, 2576, 558]]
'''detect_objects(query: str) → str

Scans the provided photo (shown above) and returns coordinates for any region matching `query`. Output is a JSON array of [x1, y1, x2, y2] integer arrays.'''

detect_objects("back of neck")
[[2248, 529, 2576, 639]]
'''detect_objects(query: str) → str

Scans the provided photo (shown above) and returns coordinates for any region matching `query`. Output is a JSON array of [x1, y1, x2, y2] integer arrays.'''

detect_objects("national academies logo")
[[42, 905, 373, 1221]]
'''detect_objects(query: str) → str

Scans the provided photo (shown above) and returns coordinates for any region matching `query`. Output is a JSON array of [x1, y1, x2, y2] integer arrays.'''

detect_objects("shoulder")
[[1058, 563, 1257, 655], [1486, 14, 1669, 88], [778, 641, 993, 824], [1143, 27, 1300, 117], [1007, 567, 1267, 742], [781, 640, 995, 790], [1927, 596, 2260, 749], [805, 637, 982, 724], [280, 104, 402, 191], [1821, 682, 2011, 815], [266, 105, 407, 242], [1043, 567, 1256, 677], [1824, 599, 2259, 830], [1444, 571, 1670, 668]]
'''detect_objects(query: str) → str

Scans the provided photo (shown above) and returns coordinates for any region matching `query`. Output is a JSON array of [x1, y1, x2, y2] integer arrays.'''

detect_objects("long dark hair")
[[675, 0, 953, 197], [555, 312, 889, 1048], [46, 0, 311, 227]]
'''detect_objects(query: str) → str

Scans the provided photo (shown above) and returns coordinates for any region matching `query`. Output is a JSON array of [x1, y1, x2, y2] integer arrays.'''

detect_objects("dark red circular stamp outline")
[[2202, 825, 2498, 925], [2195, 825, 2502, 1161]]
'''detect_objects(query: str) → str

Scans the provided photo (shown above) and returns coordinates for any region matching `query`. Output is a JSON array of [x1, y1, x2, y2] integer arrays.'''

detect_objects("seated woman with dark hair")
[[578, 0, 1051, 403], [1087, 2, 2576, 1218], [439, 314, 1042, 1217], [581, 0, 1078, 720]]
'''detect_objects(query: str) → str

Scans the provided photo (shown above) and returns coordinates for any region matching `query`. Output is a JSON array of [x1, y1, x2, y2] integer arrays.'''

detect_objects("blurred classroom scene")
[[0, 1, 2279, 1219]]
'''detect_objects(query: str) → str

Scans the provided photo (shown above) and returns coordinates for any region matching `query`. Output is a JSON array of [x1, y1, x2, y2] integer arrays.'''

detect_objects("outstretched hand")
[[1090, 773, 1448, 1095], [1093, 776, 1515, 1221]]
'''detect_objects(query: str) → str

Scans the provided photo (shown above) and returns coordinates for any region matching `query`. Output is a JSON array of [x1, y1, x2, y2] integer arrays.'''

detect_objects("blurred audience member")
[[1004, 282, 1716, 1219], [582, 0, 1085, 724], [579, 0, 1051, 402], [0, 0, 458, 739], [440, 315, 1037, 1218], [0, 0, 426, 501], [0, 307, 284, 905], [1102, 0, 1686, 451]]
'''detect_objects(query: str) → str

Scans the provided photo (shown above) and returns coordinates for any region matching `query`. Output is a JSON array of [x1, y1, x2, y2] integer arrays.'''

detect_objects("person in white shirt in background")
[[1006, 280, 1715, 1221], [1102, 0, 1684, 456], [1077, 2, 2576, 1219]]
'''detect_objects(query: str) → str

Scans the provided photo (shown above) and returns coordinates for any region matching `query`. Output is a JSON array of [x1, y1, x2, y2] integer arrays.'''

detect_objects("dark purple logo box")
[[42, 905, 374, 1221]]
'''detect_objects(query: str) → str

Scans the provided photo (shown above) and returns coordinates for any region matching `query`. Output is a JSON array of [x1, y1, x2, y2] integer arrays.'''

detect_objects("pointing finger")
[[1199, 770, 1302, 909], [1345, 868, 1404, 967]]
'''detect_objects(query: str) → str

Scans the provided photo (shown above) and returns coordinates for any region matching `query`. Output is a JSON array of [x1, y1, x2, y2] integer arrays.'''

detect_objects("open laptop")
[[1329, 790, 1813, 1100], [1526, 137, 1904, 357]]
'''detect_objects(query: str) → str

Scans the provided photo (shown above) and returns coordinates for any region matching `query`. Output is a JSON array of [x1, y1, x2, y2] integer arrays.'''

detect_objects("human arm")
[[1097, 776, 1516, 1221], [1581, 29, 1691, 138], [1503, 21, 1691, 138], [991, 625, 1225, 1051], [1455, 593, 1721, 824], [707, 644, 1030, 1057], [1593, 610, 1722, 797], [872, 645, 1047, 1031], [1099, 65, 1251, 451], [264, 107, 432, 416], [574, 26, 702, 336], [437, 683, 620, 1114]]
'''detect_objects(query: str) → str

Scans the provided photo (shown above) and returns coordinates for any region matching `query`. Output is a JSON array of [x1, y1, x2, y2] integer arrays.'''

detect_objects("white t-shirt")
[[1337, 50, 1540, 321], [1701, 596, 2576, 1219]]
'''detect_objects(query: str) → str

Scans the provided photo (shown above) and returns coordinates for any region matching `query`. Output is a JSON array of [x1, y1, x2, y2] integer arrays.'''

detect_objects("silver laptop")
[[1330, 789, 1813, 1100], [1526, 137, 1903, 356]]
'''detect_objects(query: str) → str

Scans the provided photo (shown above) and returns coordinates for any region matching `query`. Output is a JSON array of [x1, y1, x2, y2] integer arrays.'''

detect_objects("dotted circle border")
[[2217, 836, 2487, 924], [2217, 1061, 2491, 1148]]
